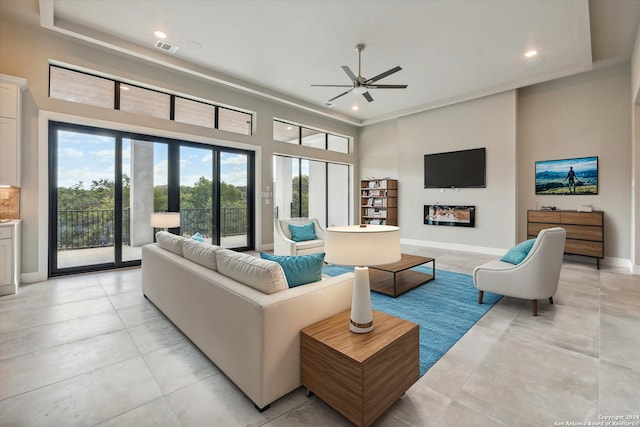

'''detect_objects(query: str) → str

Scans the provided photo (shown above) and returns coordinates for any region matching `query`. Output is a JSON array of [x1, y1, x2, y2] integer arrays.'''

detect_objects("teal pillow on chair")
[[260, 252, 325, 287], [501, 239, 536, 265], [191, 232, 205, 242], [288, 222, 317, 242]]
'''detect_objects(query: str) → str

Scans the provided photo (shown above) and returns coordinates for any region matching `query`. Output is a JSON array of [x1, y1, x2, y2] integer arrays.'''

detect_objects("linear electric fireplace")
[[424, 205, 475, 227]]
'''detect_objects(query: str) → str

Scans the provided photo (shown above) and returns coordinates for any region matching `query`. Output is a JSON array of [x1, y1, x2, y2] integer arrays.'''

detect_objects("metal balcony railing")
[[57, 207, 247, 250]]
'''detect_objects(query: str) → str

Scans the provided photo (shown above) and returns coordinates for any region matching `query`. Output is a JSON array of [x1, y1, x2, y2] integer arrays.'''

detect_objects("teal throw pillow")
[[288, 222, 317, 242], [191, 232, 205, 242], [260, 252, 325, 288], [501, 238, 536, 265]]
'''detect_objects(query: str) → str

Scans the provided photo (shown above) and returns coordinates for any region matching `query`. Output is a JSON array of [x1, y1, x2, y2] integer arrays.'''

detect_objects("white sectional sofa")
[[141, 232, 354, 410]]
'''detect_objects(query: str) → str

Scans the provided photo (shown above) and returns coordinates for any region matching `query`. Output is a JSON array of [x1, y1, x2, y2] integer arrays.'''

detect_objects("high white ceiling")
[[7, 1, 640, 125]]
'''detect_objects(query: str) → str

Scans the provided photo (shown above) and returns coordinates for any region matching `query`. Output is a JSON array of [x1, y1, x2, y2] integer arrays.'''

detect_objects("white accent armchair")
[[473, 227, 566, 316], [274, 218, 325, 256]]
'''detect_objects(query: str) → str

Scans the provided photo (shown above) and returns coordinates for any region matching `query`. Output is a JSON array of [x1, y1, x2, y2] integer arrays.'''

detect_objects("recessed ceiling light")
[[286, 126, 293, 130], [120, 85, 130, 91], [352, 105, 359, 111], [154, 30, 167, 39], [525, 50, 538, 58]]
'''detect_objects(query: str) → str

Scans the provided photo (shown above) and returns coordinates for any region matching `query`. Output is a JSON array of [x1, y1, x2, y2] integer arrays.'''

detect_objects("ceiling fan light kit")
[[311, 43, 407, 104]]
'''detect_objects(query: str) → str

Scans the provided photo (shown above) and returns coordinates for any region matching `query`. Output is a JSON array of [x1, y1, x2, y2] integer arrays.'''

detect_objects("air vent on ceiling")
[[154, 40, 179, 54]]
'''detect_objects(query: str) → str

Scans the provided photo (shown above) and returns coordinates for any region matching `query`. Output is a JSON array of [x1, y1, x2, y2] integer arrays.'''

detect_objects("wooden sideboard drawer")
[[565, 240, 603, 258], [528, 211, 560, 223], [560, 211, 603, 226]]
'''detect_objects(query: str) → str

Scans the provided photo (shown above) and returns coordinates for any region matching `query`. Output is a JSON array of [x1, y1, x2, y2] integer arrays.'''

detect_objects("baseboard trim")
[[400, 238, 506, 256], [21, 271, 47, 284]]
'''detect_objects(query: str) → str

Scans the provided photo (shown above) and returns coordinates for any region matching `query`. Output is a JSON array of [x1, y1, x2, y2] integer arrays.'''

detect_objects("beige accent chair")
[[473, 227, 566, 316], [274, 218, 325, 256]]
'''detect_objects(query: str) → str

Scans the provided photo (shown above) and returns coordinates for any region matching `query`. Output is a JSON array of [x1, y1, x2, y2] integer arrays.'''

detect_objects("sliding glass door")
[[49, 122, 254, 276]]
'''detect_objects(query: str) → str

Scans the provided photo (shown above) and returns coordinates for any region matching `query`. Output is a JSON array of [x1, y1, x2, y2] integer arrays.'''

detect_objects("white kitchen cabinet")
[[0, 220, 20, 296], [0, 75, 27, 187]]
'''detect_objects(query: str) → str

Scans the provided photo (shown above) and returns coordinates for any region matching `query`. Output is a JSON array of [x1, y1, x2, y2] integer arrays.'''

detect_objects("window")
[[119, 84, 170, 119], [50, 67, 115, 109], [273, 119, 350, 153], [273, 120, 300, 144], [218, 108, 252, 135], [273, 155, 351, 227], [174, 98, 215, 128], [49, 65, 254, 135]]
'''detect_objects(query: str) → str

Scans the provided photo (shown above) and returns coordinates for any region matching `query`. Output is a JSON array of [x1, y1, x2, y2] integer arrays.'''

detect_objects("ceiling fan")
[[311, 43, 407, 103]]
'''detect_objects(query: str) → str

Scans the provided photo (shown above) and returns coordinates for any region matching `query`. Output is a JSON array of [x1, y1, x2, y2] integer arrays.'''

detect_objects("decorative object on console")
[[535, 156, 598, 195], [424, 205, 475, 227], [150, 212, 180, 231], [324, 224, 400, 333]]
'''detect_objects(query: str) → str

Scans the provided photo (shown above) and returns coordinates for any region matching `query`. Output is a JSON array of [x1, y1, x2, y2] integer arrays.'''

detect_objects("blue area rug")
[[322, 265, 502, 376]]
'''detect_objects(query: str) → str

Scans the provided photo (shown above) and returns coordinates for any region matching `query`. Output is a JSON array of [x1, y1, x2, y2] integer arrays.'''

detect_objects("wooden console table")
[[527, 210, 604, 269], [301, 310, 419, 427]]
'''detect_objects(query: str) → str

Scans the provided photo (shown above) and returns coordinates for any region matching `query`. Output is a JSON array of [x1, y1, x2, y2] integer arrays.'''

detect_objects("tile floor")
[[0, 246, 638, 426]]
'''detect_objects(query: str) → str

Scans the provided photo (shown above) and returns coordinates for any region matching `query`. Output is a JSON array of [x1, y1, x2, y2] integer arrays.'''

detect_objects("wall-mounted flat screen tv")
[[424, 147, 486, 188], [535, 156, 598, 195]]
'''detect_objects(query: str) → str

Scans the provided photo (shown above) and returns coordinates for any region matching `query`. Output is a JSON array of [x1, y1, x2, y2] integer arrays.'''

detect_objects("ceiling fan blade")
[[328, 89, 352, 102], [311, 84, 353, 87], [365, 66, 402, 84], [341, 66, 357, 82], [367, 84, 408, 89], [363, 91, 374, 102]]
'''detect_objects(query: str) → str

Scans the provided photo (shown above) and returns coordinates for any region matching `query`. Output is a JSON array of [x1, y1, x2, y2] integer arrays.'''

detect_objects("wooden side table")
[[301, 310, 419, 427]]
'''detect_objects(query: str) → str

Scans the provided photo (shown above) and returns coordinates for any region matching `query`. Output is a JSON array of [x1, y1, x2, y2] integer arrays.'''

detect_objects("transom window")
[[49, 65, 253, 136], [273, 119, 349, 153]]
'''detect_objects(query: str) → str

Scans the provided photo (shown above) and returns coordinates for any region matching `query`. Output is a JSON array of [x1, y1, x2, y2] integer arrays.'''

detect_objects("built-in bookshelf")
[[360, 179, 398, 226]]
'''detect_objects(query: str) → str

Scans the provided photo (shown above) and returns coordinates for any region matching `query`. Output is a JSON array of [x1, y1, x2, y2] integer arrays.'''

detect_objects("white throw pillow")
[[155, 231, 187, 256], [216, 249, 288, 294], [182, 239, 221, 271]]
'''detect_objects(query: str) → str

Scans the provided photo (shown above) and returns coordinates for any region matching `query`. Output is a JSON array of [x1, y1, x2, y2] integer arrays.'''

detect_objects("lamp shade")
[[324, 225, 400, 267], [150, 212, 180, 229]]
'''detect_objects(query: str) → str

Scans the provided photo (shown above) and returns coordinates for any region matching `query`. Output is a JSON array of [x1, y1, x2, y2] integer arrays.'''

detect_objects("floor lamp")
[[150, 212, 181, 232], [324, 224, 400, 333]]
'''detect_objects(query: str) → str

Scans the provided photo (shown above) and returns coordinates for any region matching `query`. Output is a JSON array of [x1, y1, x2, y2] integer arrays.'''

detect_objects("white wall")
[[517, 65, 632, 264], [359, 91, 518, 253]]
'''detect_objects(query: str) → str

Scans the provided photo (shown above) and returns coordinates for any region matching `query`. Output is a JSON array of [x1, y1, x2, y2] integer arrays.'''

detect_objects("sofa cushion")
[[259, 252, 325, 288], [183, 239, 221, 271], [156, 231, 187, 256], [288, 222, 316, 242], [500, 238, 536, 265], [216, 249, 288, 294]]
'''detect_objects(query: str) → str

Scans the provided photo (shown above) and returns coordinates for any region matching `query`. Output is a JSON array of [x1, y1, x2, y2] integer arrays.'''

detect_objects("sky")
[[535, 156, 598, 174], [56, 130, 248, 188]]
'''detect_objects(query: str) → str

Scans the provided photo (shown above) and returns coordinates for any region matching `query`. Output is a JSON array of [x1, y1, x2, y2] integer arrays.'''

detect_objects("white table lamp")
[[150, 212, 180, 231], [324, 224, 401, 333]]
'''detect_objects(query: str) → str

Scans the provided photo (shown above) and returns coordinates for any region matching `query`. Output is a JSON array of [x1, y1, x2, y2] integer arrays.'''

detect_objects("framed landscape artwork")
[[535, 156, 598, 195]]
